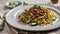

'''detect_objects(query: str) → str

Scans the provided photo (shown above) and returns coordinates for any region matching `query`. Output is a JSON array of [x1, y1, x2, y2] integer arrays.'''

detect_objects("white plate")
[[6, 4, 60, 31]]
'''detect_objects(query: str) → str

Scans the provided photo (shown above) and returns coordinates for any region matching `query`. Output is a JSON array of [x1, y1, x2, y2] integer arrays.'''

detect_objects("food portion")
[[8, 1, 22, 7], [18, 5, 58, 26]]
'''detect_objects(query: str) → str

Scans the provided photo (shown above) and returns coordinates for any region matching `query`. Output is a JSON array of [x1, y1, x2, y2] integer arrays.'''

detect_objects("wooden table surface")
[[0, 0, 60, 34]]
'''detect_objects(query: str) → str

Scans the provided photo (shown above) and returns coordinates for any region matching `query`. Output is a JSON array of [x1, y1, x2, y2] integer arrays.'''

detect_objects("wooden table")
[[0, 0, 60, 34]]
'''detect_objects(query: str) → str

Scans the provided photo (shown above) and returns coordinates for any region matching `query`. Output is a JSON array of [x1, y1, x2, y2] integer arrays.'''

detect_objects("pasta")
[[18, 5, 58, 26]]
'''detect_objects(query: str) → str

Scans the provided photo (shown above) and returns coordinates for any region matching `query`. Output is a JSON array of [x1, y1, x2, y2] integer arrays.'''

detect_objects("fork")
[[0, 11, 8, 31]]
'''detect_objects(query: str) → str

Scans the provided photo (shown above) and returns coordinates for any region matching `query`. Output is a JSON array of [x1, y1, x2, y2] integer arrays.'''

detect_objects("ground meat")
[[29, 7, 48, 17]]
